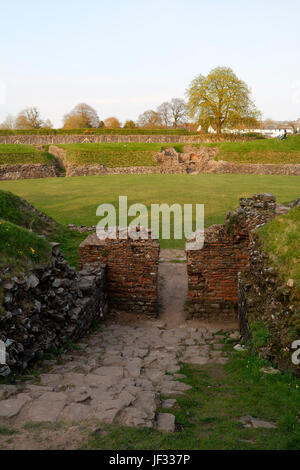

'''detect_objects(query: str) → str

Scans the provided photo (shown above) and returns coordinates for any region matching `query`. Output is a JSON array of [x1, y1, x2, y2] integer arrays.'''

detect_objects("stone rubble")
[[0, 244, 107, 374]]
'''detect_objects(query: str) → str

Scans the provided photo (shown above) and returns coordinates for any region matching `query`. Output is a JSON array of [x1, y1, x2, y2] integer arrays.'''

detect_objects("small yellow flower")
[[30, 247, 35, 254]]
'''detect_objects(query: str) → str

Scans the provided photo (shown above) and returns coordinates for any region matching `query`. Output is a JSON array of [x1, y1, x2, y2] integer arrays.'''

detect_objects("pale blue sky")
[[0, 0, 299, 126]]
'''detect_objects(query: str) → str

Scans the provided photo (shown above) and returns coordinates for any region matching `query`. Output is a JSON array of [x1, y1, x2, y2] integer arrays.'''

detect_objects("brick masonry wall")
[[186, 226, 249, 319], [78, 228, 160, 316], [186, 194, 277, 320]]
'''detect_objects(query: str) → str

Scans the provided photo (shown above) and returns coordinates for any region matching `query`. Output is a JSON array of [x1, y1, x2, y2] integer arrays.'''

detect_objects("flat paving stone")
[[187, 356, 209, 365], [162, 399, 177, 409], [25, 392, 67, 423], [0, 395, 30, 418], [60, 403, 91, 422], [238, 415, 277, 429], [93, 366, 124, 378], [157, 413, 176, 432]]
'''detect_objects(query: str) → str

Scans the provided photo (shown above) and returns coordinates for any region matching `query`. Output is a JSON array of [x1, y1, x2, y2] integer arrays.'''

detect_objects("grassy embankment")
[[0, 144, 54, 165], [0, 190, 83, 276], [58, 136, 300, 166], [57, 143, 186, 167], [258, 205, 300, 294], [206, 135, 300, 164]]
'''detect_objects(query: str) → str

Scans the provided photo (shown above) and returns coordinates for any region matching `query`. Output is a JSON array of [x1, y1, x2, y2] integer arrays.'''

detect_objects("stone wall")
[[78, 228, 159, 316], [49, 145, 300, 177], [49, 144, 219, 177], [0, 134, 252, 145], [204, 160, 300, 176], [238, 230, 299, 374], [1, 144, 300, 180], [0, 243, 107, 375], [186, 194, 277, 320], [0, 164, 57, 181], [49, 143, 162, 177]]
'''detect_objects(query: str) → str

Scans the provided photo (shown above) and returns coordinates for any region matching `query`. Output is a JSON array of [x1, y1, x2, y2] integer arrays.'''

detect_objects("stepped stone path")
[[0, 250, 237, 448]]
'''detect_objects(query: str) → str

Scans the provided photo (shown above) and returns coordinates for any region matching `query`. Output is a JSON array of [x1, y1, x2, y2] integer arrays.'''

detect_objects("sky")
[[0, 0, 299, 127]]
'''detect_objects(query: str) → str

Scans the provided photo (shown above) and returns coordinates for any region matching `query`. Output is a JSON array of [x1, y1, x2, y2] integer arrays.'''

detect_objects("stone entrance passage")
[[158, 250, 188, 328], [78, 227, 160, 316]]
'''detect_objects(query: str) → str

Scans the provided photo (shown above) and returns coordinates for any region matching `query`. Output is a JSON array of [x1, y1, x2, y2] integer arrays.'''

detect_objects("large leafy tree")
[[104, 117, 121, 128], [186, 67, 261, 134], [63, 103, 100, 128], [123, 120, 136, 129]]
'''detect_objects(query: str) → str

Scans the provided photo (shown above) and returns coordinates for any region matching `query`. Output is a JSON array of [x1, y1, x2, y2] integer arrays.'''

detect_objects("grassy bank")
[[0, 219, 51, 273], [0, 144, 51, 165], [57, 143, 185, 167], [0, 189, 83, 269], [209, 135, 300, 164], [257, 205, 300, 293]]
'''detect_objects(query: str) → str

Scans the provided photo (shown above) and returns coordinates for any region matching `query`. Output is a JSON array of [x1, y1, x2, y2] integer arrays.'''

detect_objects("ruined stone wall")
[[49, 144, 300, 177], [0, 163, 57, 181], [186, 194, 277, 320], [49, 144, 218, 177], [0, 244, 107, 375], [78, 228, 159, 316], [0, 134, 252, 145]]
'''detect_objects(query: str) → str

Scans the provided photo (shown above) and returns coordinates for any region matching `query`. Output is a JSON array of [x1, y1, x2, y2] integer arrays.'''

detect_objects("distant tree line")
[[2, 67, 296, 135]]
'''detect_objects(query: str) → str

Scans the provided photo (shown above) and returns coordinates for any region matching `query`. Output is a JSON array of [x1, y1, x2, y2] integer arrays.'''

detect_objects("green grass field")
[[0, 144, 51, 165], [208, 135, 300, 164], [1, 174, 300, 251]]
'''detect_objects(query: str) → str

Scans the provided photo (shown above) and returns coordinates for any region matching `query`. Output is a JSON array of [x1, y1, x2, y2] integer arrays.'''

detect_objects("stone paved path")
[[0, 321, 231, 433], [159, 250, 188, 328]]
